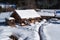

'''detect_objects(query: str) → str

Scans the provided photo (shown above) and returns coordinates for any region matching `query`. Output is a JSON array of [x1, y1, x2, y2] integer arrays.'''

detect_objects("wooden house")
[[11, 9, 41, 26]]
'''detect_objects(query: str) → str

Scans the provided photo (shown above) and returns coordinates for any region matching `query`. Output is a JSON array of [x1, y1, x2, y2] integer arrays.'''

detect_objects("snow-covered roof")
[[38, 12, 55, 16], [41, 9, 55, 13], [0, 12, 13, 22], [6, 17, 15, 20], [15, 9, 41, 19], [37, 9, 55, 16]]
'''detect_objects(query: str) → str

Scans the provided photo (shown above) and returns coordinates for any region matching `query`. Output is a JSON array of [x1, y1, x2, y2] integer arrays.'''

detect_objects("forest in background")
[[0, 0, 60, 9]]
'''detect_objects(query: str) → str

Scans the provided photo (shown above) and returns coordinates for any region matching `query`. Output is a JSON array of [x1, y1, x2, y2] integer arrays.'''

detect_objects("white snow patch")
[[40, 19, 60, 40]]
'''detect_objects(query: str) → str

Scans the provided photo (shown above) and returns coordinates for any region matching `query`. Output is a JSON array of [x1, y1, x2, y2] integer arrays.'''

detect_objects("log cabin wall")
[[35, 17, 41, 22], [11, 12, 21, 24]]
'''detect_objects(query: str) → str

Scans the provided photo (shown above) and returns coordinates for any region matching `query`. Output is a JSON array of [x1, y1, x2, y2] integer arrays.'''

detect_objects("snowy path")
[[40, 19, 60, 40]]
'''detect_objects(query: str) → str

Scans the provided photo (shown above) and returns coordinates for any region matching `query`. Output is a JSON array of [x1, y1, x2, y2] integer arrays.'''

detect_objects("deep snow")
[[40, 18, 60, 40], [0, 18, 60, 40], [0, 19, 46, 40]]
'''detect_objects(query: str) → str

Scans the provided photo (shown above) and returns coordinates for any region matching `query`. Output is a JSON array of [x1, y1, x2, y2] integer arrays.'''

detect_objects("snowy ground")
[[40, 18, 60, 40], [0, 18, 60, 40], [0, 25, 40, 40], [0, 19, 47, 40]]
